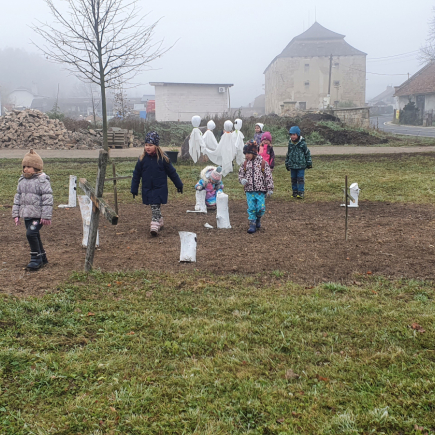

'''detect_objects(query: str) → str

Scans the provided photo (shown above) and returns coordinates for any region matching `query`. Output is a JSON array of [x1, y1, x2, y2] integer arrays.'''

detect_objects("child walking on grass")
[[239, 140, 274, 234], [285, 126, 312, 199], [131, 131, 183, 236], [12, 149, 53, 271]]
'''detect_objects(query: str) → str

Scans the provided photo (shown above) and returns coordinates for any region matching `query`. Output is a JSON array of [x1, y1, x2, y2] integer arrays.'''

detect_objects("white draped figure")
[[189, 115, 205, 163], [203, 120, 218, 151], [219, 120, 235, 177], [232, 118, 245, 166]]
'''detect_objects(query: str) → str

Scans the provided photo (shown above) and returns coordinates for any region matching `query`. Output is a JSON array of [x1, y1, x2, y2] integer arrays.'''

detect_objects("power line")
[[367, 50, 419, 61]]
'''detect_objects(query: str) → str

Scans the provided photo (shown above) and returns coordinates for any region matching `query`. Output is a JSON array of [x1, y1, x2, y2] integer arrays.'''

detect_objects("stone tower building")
[[264, 22, 366, 114]]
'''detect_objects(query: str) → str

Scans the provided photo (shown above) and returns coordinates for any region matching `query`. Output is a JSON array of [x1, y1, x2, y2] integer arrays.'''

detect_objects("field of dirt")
[[1, 199, 435, 297]]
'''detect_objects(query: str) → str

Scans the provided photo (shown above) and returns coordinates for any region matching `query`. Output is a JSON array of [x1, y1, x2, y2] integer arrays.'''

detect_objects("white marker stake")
[[78, 195, 99, 247], [179, 231, 197, 262], [58, 175, 77, 208], [341, 182, 361, 208], [216, 192, 231, 229], [186, 190, 207, 213]]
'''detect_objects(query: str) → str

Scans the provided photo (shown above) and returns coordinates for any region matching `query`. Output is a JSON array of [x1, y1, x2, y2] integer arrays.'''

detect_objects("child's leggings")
[[150, 204, 162, 222], [25, 218, 45, 255], [246, 192, 266, 221]]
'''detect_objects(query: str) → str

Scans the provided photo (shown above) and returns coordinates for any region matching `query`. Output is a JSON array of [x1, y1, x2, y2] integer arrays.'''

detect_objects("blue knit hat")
[[289, 126, 301, 136], [145, 131, 160, 146]]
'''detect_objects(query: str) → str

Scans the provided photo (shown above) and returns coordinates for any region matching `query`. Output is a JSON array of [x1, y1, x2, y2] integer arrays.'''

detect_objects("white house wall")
[[265, 55, 366, 114], [154, 85, 230, 122]]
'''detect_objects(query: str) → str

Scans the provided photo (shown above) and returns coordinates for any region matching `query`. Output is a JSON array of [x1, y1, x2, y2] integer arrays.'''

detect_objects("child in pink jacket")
[[259, 131, 275, 170]]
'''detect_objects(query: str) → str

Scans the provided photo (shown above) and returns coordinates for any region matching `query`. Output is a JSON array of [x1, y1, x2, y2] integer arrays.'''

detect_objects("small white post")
[[179, 231, 197, 262], [341, 182, 360, 208], [195, 190, 207, 213], [78, 195, 99, 247], [216, 192, 231, 229], [58, 175, 77, 208]]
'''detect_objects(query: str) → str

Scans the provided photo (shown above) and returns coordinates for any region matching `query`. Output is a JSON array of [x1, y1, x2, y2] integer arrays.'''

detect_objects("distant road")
[[370, 114, 435, 139]]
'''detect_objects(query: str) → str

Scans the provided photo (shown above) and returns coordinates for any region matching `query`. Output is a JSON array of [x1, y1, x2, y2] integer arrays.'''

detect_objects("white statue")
[[232, 118, 245, 166], [189, 115, 205, 163]]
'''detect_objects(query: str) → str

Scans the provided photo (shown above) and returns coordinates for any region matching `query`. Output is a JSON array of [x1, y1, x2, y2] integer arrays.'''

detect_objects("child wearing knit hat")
[[131, 131, 184, 236], [12, 149, 53, 270], [195, 166, 224, 210]]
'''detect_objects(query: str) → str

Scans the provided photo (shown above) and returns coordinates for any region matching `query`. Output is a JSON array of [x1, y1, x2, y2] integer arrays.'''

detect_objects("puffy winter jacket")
[[238, 155, 274, 193], [285, 137, 312, 170], [12, 173, 53, 219], [131, 153, 183, 205]]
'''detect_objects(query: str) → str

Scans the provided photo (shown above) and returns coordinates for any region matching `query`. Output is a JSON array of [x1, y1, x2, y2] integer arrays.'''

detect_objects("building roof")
[[394, 62, 435, 97], [264, 22, 366, 73], [369, 86, 395, 103], [150, 82, 233, 87]]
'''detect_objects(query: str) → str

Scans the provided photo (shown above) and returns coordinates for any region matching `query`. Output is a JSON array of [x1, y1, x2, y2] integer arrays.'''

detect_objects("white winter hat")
[[255, 123, 264, 131]]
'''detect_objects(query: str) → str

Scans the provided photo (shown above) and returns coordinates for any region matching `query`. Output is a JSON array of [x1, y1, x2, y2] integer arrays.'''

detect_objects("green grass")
[[0, 271, 434, 434], [2, 153, 435, 206]]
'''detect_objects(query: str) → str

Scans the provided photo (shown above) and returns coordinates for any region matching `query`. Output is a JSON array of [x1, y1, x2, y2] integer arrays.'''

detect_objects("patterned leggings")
[[150, 204, 162, 222]]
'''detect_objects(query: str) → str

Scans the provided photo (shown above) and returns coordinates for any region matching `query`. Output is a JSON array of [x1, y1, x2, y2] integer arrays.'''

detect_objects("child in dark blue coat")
[[131, 131, 183, 236]]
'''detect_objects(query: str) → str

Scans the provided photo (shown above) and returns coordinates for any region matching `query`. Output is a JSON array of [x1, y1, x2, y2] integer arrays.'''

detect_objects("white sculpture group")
[[188, 116, 245, 177]]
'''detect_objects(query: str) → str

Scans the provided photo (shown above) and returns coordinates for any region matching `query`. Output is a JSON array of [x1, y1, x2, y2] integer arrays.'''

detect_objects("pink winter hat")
[[261, 131, 272, 142], [210, 166, 222, 183]]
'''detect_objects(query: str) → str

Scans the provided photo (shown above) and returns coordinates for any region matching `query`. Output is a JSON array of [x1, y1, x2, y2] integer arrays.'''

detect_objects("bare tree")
[[420, 7, 435, 62], [33, 0, 169, 150]]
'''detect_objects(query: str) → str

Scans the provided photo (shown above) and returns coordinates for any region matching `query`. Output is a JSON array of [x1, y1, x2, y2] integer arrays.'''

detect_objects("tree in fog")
[[33, 0, 169, 150], [420, 7, 435, 62]]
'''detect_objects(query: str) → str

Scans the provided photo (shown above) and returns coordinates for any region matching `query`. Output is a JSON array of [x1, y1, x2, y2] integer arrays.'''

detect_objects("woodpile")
[[0, 109, 140, 150]]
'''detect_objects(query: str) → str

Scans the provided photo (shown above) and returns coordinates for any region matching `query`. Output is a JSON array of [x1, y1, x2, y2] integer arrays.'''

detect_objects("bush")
[[306, 131, 328, 145]]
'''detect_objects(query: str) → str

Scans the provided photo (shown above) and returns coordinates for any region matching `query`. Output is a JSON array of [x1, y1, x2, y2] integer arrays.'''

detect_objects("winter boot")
[[41, 251, 48, 266], [297, 191, 304, 199], [158, 217, 164, 230], [150, 220, 160, 236], [256, 217, 262, 229], [247, 220, 257, 234], [292, 191, 298, 198], [27, 252, 42, 270]]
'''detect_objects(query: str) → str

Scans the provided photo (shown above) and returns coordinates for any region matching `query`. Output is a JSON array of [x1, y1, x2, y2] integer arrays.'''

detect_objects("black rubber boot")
[[247, 220, 257, 234], [27, 252, 42, 270], [256, 217, 262, 229], [41, 251, 48, 265]]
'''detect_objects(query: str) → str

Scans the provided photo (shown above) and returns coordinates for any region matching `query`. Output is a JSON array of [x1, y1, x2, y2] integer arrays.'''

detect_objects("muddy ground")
[[1, 200, 435, 297]]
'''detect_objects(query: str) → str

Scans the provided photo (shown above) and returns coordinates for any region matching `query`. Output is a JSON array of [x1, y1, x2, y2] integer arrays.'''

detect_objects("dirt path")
[[2, 200, 435, 297], [1, 145, 435, 159]]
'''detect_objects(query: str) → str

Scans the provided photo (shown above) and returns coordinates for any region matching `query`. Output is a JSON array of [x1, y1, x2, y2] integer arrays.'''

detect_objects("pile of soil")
[[1, 200, 434, 297]]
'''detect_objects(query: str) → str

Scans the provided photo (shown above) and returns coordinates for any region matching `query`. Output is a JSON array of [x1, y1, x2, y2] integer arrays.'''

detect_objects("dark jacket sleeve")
[[303, 144, 312, 168], [268, 146, 275, 169], [164, 159, 183, 189], [131, 159, 142, 195]]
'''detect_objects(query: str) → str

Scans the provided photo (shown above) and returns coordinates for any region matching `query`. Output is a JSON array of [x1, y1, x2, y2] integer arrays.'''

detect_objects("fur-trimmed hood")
[[200, 166, 217, 183]]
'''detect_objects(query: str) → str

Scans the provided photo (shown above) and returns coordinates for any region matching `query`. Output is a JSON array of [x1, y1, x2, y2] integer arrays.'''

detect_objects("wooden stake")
[[345, 175, 348, 241], [112, 162, 118, 215], [84, 150, 109, 272]]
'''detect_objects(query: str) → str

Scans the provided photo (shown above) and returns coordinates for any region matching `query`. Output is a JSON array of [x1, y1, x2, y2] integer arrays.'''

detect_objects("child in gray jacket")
[[12, 149, 53, 270]]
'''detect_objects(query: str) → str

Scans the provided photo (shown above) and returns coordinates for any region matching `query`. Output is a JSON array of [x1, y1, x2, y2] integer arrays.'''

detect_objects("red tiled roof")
[[394, 62, 435, 97]]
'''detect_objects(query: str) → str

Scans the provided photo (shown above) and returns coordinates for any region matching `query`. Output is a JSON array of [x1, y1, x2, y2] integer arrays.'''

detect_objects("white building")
[[149, 82, 233, 122]]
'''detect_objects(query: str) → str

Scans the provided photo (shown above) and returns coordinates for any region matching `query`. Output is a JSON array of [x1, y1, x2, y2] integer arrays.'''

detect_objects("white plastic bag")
[[179, 231, 197, 262], [78, 195, 99, 247], [216, 192, 231, 229]]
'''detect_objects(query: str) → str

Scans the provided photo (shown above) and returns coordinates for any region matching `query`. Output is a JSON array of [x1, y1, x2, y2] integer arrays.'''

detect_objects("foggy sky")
[[1, 0, 433, 107]]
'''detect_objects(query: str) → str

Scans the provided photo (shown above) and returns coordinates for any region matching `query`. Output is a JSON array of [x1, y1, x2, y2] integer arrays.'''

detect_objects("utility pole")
[[328, 54, 333, 95]]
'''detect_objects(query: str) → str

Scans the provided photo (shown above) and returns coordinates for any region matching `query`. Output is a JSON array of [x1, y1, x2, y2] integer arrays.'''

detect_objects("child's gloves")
[[177, 186, 183, 194], [267, 191, 273, 197], [196, 185, 203, 191], [306, 164, 312, 169], [241, 178, 248, 186], [14, 217, 20, 226], [41, 219, 51, 226]]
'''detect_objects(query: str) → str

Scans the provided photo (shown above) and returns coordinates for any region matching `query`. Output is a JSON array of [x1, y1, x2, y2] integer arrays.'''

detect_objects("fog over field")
[[0, 0, 433, 106]]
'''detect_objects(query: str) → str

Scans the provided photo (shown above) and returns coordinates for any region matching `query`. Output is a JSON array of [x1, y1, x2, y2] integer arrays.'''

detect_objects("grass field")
[[2, 153, 435, 206], [0, 271, 434, 434], [1, 154, 435, 434]]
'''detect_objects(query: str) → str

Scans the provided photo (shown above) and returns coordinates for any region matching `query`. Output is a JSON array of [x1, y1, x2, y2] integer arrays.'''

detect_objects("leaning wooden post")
[[112, 162, 119, 215], [345, 175, 348, 241], [85, 150, 109, 271]]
